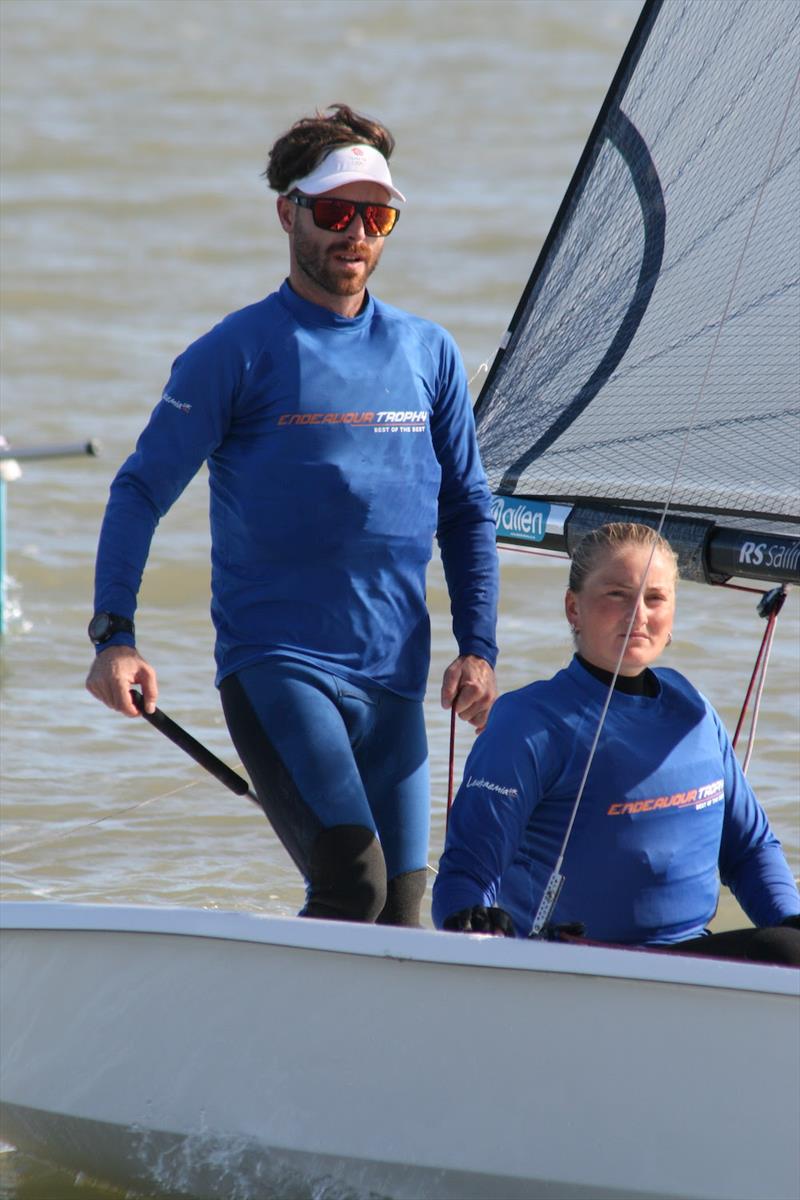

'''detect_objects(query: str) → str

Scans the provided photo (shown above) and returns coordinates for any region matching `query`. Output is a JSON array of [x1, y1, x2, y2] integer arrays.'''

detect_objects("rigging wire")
[[0, 778, 204, 858], [530, 62, 800, 938]]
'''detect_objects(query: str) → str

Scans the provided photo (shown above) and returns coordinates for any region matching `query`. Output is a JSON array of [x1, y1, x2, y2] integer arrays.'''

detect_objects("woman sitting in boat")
[[432, 522, 800, 964]]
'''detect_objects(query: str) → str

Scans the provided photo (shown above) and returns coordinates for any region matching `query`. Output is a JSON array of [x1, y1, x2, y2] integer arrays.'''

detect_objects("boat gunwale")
[[1, 900, 797, 998]]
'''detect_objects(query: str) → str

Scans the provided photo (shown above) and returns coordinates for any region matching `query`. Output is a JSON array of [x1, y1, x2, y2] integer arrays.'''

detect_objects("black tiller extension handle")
[[130, 689, 259, 807]]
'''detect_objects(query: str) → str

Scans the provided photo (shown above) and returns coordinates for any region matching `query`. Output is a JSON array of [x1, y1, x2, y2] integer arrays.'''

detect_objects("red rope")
[[732, 616, 773, 749], [731, 586, 787, 771], [446, 703, 456, 832], [710, 579, 767, 595], [741, 617, 779, 775]]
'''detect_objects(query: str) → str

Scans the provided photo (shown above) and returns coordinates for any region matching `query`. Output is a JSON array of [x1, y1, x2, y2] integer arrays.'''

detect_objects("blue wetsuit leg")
[[219, 658, 429, 921], [348, 683, 430, 881]]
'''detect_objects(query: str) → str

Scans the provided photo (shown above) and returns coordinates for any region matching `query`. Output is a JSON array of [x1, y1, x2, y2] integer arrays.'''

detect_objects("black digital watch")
[[87, 612, 135, 646]]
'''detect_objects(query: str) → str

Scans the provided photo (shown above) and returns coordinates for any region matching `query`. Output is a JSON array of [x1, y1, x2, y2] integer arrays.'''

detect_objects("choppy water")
[[1, 1, 798, 1197]]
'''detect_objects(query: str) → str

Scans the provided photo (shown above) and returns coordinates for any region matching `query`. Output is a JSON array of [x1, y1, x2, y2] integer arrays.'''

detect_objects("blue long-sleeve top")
[[93, 282, 499, 698], [432, 656, 799, 943]]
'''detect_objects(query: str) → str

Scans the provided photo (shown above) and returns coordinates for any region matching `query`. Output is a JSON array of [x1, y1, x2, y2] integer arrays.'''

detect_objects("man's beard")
[[293, 226, 380, 297]]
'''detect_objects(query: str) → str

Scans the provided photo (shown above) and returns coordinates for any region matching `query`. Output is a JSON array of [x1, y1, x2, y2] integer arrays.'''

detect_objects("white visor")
[[284, 144, 406, 203]]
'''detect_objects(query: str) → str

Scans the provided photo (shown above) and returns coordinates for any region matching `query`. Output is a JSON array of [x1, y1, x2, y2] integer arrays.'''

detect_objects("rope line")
[[0, 779, 203, 858], [712, 580, 771, 596], [446, 703, 457, 833], [741, 618, 779, 775], [731, 587, 787, 773]]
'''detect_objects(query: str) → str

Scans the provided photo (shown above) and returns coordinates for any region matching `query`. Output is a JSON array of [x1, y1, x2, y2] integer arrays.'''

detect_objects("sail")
[[475, 0, 800, 586]]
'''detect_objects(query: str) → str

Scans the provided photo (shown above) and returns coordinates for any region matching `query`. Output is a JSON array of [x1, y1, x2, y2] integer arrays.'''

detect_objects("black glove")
[[780, 914, 800, 931], [442, 905, 515, 937]]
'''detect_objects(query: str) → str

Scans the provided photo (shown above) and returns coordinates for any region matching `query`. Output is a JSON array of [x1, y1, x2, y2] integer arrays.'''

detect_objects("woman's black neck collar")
[[576, 654, 659, 697]]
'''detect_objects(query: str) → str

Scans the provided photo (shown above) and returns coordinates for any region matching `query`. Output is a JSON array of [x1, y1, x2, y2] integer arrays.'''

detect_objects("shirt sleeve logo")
[[161, 391, 192, 413], [465, 775, 519, 799]]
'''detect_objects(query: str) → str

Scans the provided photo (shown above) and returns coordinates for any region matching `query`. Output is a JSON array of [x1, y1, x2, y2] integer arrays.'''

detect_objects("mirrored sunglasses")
[[289, 193, 400, 238]]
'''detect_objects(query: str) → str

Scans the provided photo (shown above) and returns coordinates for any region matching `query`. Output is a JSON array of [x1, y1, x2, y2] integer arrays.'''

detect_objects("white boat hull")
[[1, 902, 798, 1200]]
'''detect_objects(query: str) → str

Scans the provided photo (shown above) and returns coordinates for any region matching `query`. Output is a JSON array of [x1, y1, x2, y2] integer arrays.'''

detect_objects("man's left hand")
[[441, 655, 497, 733]]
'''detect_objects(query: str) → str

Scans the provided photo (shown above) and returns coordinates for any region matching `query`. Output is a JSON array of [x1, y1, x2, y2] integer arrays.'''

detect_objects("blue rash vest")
[[93, 282, 499, 698], [432, 656, 799, 943]]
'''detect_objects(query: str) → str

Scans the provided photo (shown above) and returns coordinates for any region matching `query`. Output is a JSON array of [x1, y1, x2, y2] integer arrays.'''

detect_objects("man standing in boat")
[[86, 105, 499, 928]]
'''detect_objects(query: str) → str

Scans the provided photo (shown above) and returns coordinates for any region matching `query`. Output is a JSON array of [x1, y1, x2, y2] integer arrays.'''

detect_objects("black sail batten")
[[475, 0, 800, 588], [473, 0, 664, 420], [498, 109, 666, 492]]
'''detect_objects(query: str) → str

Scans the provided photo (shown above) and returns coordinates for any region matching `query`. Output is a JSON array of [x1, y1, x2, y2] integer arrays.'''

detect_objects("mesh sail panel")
[[475, 0, 800, 534]]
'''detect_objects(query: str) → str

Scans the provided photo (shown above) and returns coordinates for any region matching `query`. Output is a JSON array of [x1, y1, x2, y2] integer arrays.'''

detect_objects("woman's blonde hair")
[[568, 522, 678, 592]]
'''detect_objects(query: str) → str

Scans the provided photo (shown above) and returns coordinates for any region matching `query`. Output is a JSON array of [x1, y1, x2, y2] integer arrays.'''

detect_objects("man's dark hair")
[[264, 104, 396, 193]]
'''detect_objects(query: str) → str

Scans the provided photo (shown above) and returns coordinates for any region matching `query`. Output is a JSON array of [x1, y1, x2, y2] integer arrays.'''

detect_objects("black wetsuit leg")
[[377, 868, 428, 927]]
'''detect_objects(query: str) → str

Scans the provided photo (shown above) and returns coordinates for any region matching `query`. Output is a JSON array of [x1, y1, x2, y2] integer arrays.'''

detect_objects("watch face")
[[89, 612, 134, 644], [89, 613, 112, 642]]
